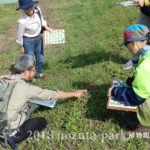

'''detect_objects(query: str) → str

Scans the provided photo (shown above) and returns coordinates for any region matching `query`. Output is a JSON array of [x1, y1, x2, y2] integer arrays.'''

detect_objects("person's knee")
[[37, 117, 47, 129], [20, 117, 47, 132], [32, 117, 47, 130], [12, 117, 47, 143]]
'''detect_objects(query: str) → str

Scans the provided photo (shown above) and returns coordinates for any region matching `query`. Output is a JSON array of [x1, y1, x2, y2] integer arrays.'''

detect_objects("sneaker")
[[122, 59, 133, 70], [36, 74, 47, 79]]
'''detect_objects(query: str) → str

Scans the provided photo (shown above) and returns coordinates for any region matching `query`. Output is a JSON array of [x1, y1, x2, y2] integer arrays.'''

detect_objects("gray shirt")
[[3, 74, 58, 129]]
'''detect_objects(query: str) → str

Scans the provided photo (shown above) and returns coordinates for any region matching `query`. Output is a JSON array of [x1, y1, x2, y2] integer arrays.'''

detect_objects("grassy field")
[[0, 3, 20, 33], [0, 0, 149, 150]]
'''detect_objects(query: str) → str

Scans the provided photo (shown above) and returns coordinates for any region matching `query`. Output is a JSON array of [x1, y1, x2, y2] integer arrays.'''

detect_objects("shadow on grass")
[[73, 81, 128, 129], [60, 51, 127, 68]]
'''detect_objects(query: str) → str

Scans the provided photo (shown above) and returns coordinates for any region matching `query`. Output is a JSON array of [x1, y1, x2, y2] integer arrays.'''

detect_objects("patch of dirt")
[[0, 23, 17, 74], [38, 0, 65, 28], [0, 60, 14, 66], [0, 23, 17, 54], [0, 70, 11, 75]]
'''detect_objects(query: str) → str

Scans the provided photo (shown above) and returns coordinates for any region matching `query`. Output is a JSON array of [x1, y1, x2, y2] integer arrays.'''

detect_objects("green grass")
[[0, 3, 20, 33], [0, 0, 149, 150], [0, 3, 21, 72]]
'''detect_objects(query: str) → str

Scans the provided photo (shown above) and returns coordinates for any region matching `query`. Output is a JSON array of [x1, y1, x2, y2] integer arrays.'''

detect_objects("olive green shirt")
[[137, 98, 150, 126], [3, 74, 59, 129]]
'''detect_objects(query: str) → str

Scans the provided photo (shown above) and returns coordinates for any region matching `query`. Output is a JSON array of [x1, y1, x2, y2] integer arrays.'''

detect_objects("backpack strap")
[[34, 7, 49, 34], [34, 7, 42, 32], [0, 131, 18, 150], [6, 134, 18, 150], [0, 77, 25, 150]]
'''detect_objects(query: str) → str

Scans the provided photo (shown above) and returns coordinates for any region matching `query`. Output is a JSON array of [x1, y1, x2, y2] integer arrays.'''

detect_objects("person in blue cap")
[[16, 0, 53, 83], [108, 24, 150, 131], [0, 54, 87, 149], [122, 0, 150, 69]]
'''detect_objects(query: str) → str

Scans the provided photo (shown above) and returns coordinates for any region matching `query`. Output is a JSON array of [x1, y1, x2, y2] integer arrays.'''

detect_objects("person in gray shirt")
[[1, 54, 86, 144]]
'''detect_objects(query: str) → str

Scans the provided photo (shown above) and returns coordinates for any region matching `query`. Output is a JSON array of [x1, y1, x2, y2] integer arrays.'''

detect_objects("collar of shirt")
[[23, 7, 39, 20], [140, 45, 150, 56]]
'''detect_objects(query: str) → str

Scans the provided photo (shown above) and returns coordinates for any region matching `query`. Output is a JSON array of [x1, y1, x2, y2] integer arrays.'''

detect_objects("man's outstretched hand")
[[73, 90, 87, 98], [58, 90, 87, 100]]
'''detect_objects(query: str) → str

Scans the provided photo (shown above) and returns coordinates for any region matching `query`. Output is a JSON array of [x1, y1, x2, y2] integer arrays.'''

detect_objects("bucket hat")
[[16, 0, 38, 11]]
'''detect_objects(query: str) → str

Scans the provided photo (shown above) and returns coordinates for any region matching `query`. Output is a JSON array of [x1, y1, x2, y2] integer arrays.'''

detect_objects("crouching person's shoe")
[[36, 74, 47, 79]]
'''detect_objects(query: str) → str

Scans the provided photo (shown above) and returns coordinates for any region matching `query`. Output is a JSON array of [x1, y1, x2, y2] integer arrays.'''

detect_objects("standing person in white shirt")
[[16, 0, 52, 83]]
